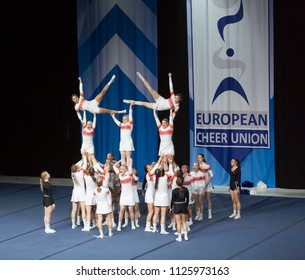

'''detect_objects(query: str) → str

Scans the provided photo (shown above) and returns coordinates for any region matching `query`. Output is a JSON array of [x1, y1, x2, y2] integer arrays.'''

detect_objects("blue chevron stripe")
[[143, 0, 157, 15], [78, 5, 157, 77]]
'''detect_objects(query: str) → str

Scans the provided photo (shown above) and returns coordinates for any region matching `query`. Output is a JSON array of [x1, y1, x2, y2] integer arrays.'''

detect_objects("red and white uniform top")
[[75, 82, 100, 115], [111, 108, 134, 151], [199, 162, 214, 188], [189, 170, 206, 190], [154, 111, 175, 155]]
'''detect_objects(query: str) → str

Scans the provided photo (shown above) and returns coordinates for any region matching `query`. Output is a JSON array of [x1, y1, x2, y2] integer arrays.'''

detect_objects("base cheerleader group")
[[39, 72, 242, 242]]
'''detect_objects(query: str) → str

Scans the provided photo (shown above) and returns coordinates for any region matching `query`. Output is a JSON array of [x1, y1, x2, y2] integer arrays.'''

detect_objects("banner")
[[187, 0, 275, 187], [76, 0, 158, 180]]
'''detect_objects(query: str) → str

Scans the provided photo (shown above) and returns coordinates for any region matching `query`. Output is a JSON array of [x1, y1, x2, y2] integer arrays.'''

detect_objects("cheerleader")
[[82, 165, 98, 231], [181, 165, 195, 226], [40, 171, 56, 233], [170, 176, 189, 241], [189, 162, 206, 221], [154, 108, 175, 156], [70, 160, 86, 229], [93, 166, 113, 238], [72, 76, 126, 118], [143, 158, 161, 232], [111, 103, 134, 166], [152, 155, 171, 234], [79, 111, 96, 167], [198, 153, 214, 219], [124, 72, 181, 117], [228, 158, 242, 219], [113, 158, 136, 231]]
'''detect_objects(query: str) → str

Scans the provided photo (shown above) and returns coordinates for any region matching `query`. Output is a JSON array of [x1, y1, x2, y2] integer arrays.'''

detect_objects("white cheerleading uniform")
[[155, 112, 175, 155], [183, 173, 195, 205], [94, 173, 112, 215], [153, 173, 171, 207], [114, 166, 135, 206], [111, 109, 134, 151], [84, 172, 97, 206], [132, 175, 140, 203], [80, 112, 96, 154], [189, 170, 206, 195], [75, 82, 100, 115], [200, 162, 214, 192], [153, 92, 179, 114], [144, 165, 158, 204], [71, 169, 86, 202]]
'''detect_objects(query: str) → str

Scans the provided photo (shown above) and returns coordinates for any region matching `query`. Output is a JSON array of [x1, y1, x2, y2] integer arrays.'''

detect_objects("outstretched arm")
[[129, 104, 133, 123], [111, 114, 121, 127], [92, 113, 96, 129], [153, 109, 161, 127], [168, 73, 174, 93]]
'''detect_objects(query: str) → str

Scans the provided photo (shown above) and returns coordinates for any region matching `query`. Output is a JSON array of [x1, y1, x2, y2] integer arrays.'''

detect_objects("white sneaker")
[[160, 230, 169, 235], [71, 225, 77, 229], [119, 109, 127, 114], [131, 224, 136, 230], [234, 214, 241, 220], [112, 222, 116, 228], [229, 213, 236, 218], [109, 231, 113, 237], [208, 214, 212, 219], [189, 219, 193, 226], [122, 222, 128, 228], [184, 234, 189, 241], [144, 227, 152, 232], [102, 220, 108, 225], [152, 228, 158, 233], [45, 228, 56, 234], [123, 99, 130, 104], [136, 71, 144, 80], [76, 220, 81, 226], [176, 236, 182, 242], [168, 222, 173, 228], [117, 226, 121, 231]]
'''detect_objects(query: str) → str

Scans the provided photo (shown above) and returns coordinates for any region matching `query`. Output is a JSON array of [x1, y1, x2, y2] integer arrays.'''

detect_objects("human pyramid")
[[70, 72, 214, 242]]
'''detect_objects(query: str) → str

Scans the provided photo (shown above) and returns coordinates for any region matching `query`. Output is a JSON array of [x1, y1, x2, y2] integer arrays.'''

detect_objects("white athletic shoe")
[[45, 228, 56, 234], [136, 71, 144, 81], [144, 227, 152, 232], [118, 109, 127, 114], [71, 225, 77, 229], [109, 231, 113, 237], [123, 99, 130, 104], [229, 213, 236, 218], [176, 236, 182, 242], [96, 234, 104, 239], [122, 222, 128, 228], [234, 214, 241, 220], [160, 230, 169, 235], [117, 226, 121, 232], [184, 234, 189, 241], [208, 214, 212, 219]]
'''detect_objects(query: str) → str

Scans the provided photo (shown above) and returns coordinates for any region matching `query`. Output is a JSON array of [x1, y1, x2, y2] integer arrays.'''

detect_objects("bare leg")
[[98, 107, 126, 114], [124, 100, 155, 109], [137, 72, 160, 100], [95, 75, 116, 104], [120, 151, 126, 166]]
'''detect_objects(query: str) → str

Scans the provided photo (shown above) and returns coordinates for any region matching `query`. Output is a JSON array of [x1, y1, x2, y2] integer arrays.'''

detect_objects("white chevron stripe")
[[78, 0, 157, 47], [81, 34, 156, 102]]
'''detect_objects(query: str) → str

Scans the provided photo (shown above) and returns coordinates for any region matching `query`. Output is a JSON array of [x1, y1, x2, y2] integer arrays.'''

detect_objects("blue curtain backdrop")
[[76, 0, 158, 180], [187, 0, 275, 187]]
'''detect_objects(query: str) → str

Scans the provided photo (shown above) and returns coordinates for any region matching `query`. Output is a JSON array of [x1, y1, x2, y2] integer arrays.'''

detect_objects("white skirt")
[[96, 201, 112, 215], [71, 187, 86, 202]]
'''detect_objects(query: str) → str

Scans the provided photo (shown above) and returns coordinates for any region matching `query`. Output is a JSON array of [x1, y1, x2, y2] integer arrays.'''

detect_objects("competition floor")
[[0, 176, 305, 260]]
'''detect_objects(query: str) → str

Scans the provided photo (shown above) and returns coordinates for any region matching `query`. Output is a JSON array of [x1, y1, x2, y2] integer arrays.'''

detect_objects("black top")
[[43, 182, 54, 198], [170, 187, 189, 209], [230, 167, 241, 188]]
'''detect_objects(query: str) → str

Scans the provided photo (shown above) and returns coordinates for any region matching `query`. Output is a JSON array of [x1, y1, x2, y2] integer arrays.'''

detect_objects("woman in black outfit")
[[170, 176, 189, 241], [40, 171, 56, 233], [228, 158, 241, 219]]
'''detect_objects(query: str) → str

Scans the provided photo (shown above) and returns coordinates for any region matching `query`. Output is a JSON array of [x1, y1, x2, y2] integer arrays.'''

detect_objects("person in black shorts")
[[228, 158, 241, 220], [40, 171, 56, 233], [170, 176, 189, 241]]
